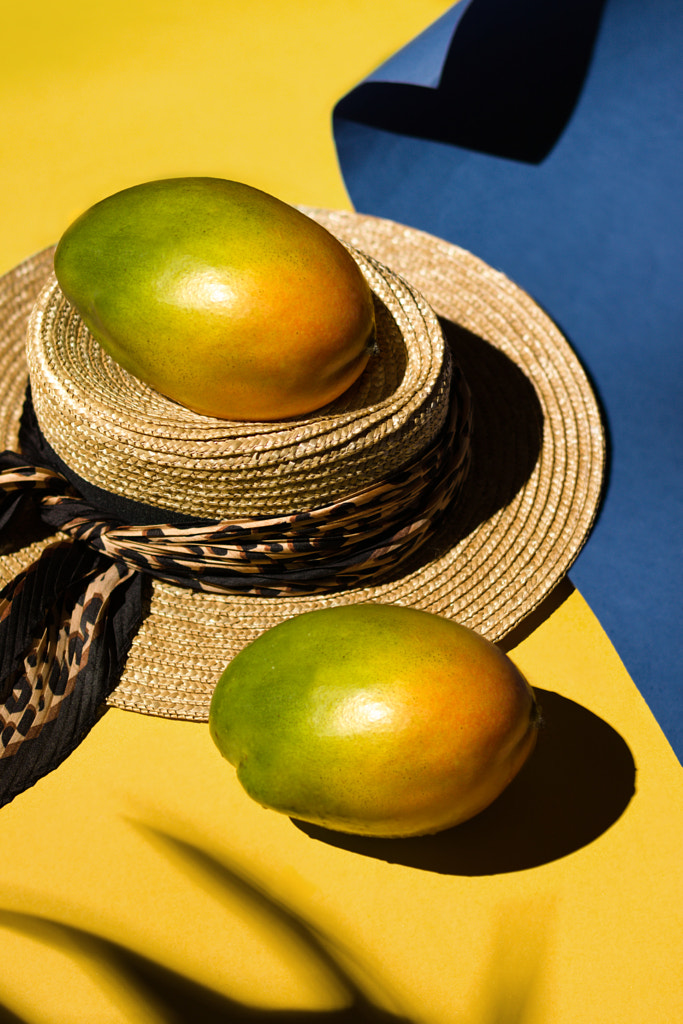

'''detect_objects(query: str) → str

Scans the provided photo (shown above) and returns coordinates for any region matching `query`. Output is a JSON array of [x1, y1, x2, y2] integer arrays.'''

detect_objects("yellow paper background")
[[1, 3, 682, 1022]]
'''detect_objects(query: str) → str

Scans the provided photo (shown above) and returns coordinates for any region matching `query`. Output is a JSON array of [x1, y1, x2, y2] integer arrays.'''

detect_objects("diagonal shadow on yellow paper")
[[0, 914, 402, 1023], [0, 826, 414, 1023], [0, 821, 553, 1024]]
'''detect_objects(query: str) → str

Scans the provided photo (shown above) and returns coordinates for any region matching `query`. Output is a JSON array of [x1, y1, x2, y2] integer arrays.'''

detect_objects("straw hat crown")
[[26, 247, 453, 521]]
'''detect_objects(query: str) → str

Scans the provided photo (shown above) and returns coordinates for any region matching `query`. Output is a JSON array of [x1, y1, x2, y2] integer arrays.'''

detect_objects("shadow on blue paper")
[[334, 0, 683, 760]]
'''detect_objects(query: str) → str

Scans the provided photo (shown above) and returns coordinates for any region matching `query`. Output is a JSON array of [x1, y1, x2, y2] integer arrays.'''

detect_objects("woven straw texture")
[[0, 209, 605, 721]]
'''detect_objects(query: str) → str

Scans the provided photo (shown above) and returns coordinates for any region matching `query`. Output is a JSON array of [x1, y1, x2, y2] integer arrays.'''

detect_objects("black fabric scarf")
[[0, 380, 470, 807]]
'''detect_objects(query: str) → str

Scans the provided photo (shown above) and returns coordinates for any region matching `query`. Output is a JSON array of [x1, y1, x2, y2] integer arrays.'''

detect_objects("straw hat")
[[0, 208, 605, 724]]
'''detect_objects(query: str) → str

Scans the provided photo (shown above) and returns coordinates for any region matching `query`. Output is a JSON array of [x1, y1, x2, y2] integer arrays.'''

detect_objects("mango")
[[209, 605, 540, 838], [54, 177, 376, 420]]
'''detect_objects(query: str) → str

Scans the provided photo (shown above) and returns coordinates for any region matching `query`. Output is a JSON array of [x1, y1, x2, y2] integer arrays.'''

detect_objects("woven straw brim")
[[0, 210, 605, 721]]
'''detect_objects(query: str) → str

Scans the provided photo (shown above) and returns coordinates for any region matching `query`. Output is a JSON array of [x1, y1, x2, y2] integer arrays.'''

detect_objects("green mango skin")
[[54, 177, 376, 421], [209, 604, 539, 838]]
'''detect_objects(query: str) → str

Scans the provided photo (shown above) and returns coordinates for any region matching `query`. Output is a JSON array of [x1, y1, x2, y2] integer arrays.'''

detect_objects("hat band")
[[9, 365, 471, 597]]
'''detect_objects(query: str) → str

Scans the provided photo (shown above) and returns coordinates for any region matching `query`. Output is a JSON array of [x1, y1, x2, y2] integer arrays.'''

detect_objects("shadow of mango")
[[295, 689, 636, 875]]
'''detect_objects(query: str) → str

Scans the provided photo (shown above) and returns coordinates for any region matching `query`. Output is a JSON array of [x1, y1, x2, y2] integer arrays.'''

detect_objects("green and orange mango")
[[54, 177, 376, 421], [209, 604, 539, 838]]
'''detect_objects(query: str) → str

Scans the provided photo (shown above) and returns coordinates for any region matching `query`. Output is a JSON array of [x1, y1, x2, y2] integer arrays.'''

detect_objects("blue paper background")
[[334, 0, 683, 759]]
